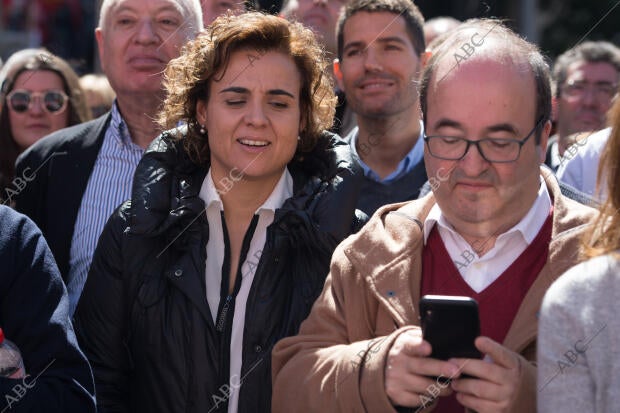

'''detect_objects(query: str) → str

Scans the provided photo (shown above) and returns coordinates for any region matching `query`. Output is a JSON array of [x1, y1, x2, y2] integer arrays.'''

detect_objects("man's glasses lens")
[[562, 82, 618, 100], [424, 118, 543, 163], [426, 137, 520, 162], [7, 90, 68, 114]]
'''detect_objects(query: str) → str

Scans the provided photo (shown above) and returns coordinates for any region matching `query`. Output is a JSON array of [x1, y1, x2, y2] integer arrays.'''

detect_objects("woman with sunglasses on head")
[[0, 49, 90, 204]]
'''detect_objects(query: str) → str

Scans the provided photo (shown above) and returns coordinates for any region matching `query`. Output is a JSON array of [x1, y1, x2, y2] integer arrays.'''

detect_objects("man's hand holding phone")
[[449, 337, 528, 413], [416, 295, 531, 413], [384, 329, 461, 409]]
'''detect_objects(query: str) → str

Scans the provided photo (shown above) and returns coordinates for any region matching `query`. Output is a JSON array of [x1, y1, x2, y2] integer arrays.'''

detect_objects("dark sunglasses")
[[6, 89, 69, 114]]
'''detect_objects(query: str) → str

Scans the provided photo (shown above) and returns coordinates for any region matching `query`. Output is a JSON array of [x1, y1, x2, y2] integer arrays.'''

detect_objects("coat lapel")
[[502, 172, 596, 352], [46, 115, 110, 276], [345, 200, 434, 327]]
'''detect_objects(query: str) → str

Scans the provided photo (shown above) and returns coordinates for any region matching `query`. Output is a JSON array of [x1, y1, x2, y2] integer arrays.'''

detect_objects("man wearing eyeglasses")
[[545, 41, 620, 172], [272, 19, 596, 413], [13, 0, 204, 315]]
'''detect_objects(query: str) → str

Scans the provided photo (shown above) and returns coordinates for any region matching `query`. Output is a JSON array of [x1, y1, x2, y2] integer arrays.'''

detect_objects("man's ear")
[[551, 96, 558, 122], [95, 28, 106, 72], [333, 59, 344, 91], [537, 119, 552, 162]]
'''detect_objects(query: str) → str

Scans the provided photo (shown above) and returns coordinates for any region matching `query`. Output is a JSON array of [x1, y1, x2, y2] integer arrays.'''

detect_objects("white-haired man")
[[15, 0, 203, 314]]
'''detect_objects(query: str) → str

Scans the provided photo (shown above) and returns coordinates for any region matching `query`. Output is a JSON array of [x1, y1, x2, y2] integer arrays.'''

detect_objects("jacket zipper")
[[216, 295, 232, 333]]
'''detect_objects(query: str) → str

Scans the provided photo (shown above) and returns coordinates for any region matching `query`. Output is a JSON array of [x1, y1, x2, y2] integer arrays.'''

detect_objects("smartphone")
[[419, 295, 482, 360]]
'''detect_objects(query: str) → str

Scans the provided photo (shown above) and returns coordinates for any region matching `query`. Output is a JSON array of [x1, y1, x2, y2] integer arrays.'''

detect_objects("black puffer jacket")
[[74, 130, 364, 413]]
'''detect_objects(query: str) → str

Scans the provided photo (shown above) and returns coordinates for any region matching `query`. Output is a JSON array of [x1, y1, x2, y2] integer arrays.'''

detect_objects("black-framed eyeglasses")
[[424, 117, 544, 163], [6, 90, 69, 114]]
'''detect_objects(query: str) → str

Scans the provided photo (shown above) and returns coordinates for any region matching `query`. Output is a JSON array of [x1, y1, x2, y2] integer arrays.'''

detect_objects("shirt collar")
[[423, 177, 552, 244], [257, 168, 294, 214], [348, 120, 425, 183], [200, 169, 224, 211], [109, 100, 134, 148], [548, 137, 561, 170], [199, 168, 294, 214]]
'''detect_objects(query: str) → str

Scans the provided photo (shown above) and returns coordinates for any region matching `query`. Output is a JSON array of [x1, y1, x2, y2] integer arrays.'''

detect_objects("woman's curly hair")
[[159, 12, 336, 165]]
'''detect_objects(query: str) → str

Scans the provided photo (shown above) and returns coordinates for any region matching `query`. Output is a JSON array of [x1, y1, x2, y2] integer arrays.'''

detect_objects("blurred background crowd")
[[1, 0, 619, 73]]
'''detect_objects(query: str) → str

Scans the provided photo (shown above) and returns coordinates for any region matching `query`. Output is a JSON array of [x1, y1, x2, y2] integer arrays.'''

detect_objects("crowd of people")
[[0, 0, 618, 412]]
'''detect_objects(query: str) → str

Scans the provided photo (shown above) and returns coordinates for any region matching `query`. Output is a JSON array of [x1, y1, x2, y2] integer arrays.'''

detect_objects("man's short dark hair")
[[553, 41, 620, 98], [336, 0, 425, 61]]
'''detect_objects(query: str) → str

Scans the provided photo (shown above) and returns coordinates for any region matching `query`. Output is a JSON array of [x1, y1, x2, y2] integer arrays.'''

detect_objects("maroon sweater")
[[420, 213, 552, 412]]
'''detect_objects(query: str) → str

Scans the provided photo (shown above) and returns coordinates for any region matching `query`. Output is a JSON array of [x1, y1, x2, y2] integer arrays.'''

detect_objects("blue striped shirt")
[[66, 102, 144, 315]]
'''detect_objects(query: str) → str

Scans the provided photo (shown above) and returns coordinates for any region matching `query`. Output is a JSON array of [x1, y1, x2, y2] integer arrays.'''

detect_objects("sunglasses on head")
[[6, 90, 69, 114]]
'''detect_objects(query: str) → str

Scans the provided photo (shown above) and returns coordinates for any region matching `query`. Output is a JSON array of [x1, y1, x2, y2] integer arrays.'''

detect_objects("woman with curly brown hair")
[[0, 49, 90, 204], [538, 97, 620, 412], [74, 12, 363, 413]]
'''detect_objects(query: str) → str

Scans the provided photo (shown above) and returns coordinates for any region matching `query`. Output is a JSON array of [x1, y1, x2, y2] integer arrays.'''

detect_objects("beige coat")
[[272, 170, 596, 413]]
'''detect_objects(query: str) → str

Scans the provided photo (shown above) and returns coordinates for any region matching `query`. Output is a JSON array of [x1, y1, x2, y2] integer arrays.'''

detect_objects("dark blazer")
[[0, 205, 96, 412], [14, 114, 110, 282]]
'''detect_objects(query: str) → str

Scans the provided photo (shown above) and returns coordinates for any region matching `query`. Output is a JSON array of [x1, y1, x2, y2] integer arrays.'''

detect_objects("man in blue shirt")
[[545, 41, 620, 172], [333, 0, 429, 216]]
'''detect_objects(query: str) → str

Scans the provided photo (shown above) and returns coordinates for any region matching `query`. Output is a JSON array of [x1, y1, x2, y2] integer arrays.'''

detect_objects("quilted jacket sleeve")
[[74, 203, 132, 413]]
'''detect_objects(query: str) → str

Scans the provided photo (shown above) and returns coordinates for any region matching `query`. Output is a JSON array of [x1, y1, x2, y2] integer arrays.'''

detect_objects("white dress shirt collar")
[[422, 178, 552, 293], [200, 167, 294, 214], [423, 177, 551, 245]]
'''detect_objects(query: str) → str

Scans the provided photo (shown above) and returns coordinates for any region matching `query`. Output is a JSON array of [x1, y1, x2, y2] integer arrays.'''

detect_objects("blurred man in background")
[[281, 0, 354, 136], [545, 41, 620, 171]]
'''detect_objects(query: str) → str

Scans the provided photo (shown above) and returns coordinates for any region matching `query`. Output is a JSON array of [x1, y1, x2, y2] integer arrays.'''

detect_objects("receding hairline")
[[428, 53, 538, 107], [420, 22, 551, 144], [427, 23, 542, 85], [98, 0, 202, 31], [436, 41, 534, 82]]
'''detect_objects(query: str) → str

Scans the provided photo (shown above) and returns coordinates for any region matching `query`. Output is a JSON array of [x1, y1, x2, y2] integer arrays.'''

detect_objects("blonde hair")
[[582, 97, 620, 257], [159, 12, 336, 165], [79, 73, 116, 115]]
